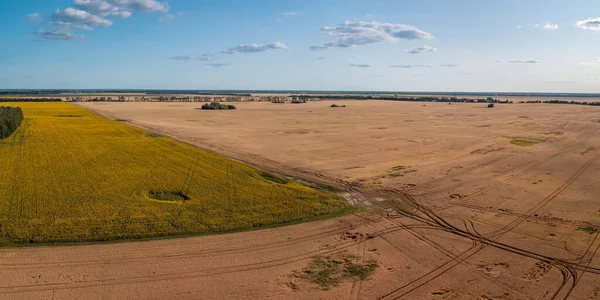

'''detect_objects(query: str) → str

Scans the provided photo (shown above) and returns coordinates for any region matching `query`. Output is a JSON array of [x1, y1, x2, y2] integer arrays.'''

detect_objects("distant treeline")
[[0, 98, 61, 102], [0, 106, 24, 139], [147, 92, 252, 96], [520, 100, 600, 106], [290, 95, 512, 103]]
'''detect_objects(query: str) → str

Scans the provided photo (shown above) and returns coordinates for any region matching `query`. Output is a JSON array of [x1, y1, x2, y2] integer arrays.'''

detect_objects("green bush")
[[0, 106, 24, 139], [200, 102, 237, 110]]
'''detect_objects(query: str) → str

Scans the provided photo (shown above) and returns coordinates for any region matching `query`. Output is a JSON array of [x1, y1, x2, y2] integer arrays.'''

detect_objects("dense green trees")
[[0, 106, 24, 139], [200, 102, 237, 110]]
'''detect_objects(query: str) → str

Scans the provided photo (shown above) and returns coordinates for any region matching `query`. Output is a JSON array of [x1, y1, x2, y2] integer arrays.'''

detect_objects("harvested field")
[[1, 100, 600, 300]]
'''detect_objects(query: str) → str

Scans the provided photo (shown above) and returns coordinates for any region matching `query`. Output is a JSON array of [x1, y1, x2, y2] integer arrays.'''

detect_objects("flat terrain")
[[2, 100, 600, 299], [0, 103, 347, 244]]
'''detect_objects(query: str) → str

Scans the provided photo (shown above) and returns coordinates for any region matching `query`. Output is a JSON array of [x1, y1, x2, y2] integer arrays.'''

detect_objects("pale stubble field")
[[2, 100, 598, 300]]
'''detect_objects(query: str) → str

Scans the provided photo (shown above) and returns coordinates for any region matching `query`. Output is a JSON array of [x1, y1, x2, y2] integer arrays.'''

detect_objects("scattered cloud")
[[389, 64, 433, 68], [406, 45, 436, 54], [579, 58, 600, 65], [310, 20, 434, 51], [109, 0, 169, 13], [533, 22, 558, 30], [4, 76, 12, 80], [158, 11, 183, 22], [171, 42, 287, 64], [494, 59, 542, 64], [350, 64, 370, 68], [460, 72, 472, 75], [52, 8, 113, 27], [158, 14, 174, 22], [316, 57, 327, 60], [206, 63, 229, 68], [282, 12, 297, 16], [32, 0, 170, 41], [27, 13, 40, 20], [439, 64, 460, 67], [576, 17, 600, 31], [221, 42, 288, 54], [169, 53, 215, 61], [516, 25, 522, 29], [34, 28, 85, 40], [73, 0, 132, 18], [373, 75, 383, 78]]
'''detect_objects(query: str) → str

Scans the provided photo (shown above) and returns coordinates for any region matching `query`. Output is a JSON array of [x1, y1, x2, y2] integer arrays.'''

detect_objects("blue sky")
[[1, 0, 600, 92]]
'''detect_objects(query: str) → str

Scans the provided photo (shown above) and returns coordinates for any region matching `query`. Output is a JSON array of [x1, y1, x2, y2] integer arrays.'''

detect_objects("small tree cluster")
[[0, 106, 24, 139], [201, 102, 237, 110], [330, 104, 346, 108]]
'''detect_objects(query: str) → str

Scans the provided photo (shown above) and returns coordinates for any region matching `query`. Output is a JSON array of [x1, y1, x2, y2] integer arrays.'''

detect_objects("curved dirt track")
[[1, 101, 600, 299]]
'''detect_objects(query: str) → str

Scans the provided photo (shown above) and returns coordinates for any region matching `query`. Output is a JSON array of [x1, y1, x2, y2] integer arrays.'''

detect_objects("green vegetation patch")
[[145, 132, 162, 138], [292, 253, 378, 290], [200, 102, 237, 110], [578, 224, 599, 234], [148, 191, 190, 201], [510, 139, 538, 147], [0, 106, 24, 140], [260, 172, 289, 184], [330, 104, 346, 108]]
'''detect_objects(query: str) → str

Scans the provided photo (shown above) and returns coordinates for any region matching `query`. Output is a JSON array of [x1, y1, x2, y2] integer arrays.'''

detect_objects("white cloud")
[[283, 12, 297, 16], [32, 0, 169, 41], [390, 64, 433, 68], [51, 8, 113, 27], [158, 14, 174, 22], [73, 0, 130, 18], [494, 59, 542, 64], [406, 45, 436, 54], [310, 20, 434, 51], [316, 57, 327, 60], [516, 25, 522, 29], [350, 64, 370, 68], [439, 64, 460, 67], [221, 42, 288, 54], [534, 22, 558, 30], [579, 58, 600, 65], [34, 28, 85, 40], [110, 0, 169, 13], [54, 21, 94, 31], [576, 17, 600, 31]]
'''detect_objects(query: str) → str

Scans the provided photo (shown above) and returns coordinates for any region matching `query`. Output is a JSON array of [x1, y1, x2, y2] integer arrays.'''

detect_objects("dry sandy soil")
[[2, 100, 600, 300]]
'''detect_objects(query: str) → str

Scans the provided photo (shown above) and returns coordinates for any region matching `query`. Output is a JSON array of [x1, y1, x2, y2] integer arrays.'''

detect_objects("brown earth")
[[1, 100, 599, 300]]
